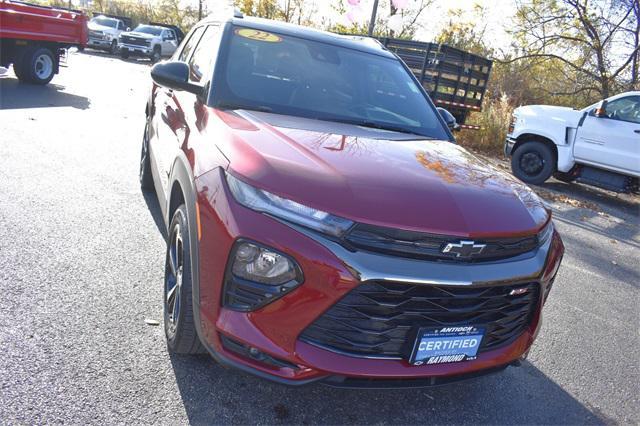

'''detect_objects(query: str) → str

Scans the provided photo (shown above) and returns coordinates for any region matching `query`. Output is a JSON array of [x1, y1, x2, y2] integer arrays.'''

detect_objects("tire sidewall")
[[511, 141, 555, 185], [110, 40, 118, 55]]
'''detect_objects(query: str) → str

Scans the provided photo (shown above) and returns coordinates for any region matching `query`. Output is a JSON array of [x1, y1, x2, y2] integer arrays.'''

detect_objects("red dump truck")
[[0, 0, 88, 84]]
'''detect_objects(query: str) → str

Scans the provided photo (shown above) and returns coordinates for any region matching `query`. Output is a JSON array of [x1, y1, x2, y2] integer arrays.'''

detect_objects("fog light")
[[223, 240, 303, 311], [232, 242, 297, 285]]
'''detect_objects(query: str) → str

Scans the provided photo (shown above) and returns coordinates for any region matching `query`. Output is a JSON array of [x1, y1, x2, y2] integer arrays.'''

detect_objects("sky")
[[308, 0, 515, 49], [210, 0, 516, 50]]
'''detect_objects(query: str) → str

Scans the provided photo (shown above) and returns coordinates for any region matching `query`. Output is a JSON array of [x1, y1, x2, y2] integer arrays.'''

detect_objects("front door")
[[574, 95, 640, 175]]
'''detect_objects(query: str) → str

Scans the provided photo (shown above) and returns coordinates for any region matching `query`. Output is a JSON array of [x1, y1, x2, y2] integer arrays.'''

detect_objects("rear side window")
[[177, 26, 205, 62], [188, 25, 221, 84]]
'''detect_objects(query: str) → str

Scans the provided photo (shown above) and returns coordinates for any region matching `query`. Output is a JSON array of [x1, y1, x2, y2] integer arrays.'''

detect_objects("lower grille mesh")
[[300, 281, 539, 359]]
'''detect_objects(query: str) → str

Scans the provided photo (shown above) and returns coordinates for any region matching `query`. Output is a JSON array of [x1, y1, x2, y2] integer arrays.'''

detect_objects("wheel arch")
[[167, 153, 204, 344], [513, 133, 559, 161]]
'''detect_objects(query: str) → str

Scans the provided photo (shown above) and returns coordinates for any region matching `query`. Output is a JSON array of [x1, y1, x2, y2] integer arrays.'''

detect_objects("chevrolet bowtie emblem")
[[442, 240, 486, 258]]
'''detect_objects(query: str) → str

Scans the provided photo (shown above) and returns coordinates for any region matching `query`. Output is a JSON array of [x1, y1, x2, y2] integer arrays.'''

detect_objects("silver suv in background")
[[119, 23, 183, 62], [88, 15, 129, 54]]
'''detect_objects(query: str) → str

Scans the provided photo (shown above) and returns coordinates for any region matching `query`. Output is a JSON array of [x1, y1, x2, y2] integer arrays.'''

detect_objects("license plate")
[[410, 326, 484, 366]]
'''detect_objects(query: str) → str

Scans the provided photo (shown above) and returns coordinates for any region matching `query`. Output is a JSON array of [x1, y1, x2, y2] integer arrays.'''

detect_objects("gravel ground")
[[0, 51, 638, 425]]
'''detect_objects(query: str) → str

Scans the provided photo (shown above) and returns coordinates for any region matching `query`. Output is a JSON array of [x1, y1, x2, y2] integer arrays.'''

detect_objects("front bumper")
[[88, 39, 111, 48], [504, 136, 517, 157], [194, 168, 564, 386], [120, 44, 152, 55]]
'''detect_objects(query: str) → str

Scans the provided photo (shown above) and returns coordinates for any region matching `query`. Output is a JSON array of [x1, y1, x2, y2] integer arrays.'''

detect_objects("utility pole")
[[367, 0, 379, 36], [198, 0, 203, 20]]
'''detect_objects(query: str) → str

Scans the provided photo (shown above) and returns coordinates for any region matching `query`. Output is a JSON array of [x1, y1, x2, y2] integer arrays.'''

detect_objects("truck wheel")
[[150, 46, 161, 63], [20, 47, 56, 85], [120, 49, 129, 59], [511, 141, 555, 185], [109, 40, 118, 55], [164, 205, 204, 354]]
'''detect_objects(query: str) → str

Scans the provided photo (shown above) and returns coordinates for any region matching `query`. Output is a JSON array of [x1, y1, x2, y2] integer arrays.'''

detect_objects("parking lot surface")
[[0, 52, 639, 425]]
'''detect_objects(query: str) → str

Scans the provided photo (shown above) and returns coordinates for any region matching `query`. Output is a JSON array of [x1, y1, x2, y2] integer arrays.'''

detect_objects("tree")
[[506, 0, 640, 98]]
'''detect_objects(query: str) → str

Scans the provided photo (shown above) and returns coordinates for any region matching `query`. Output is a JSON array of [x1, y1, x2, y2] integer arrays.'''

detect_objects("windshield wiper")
[[320, 117, 431, 138], [217, 102, 272, 113]]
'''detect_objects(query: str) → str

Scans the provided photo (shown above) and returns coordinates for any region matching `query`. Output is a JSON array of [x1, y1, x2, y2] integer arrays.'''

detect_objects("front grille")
[[344, 223, 539, 262], [121, 36, 149, 47], [300, 281, 539, 359]]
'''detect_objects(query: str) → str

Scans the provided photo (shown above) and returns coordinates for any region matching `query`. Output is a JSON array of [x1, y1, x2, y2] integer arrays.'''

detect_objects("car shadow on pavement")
[[79, 49, 152, 66], [168, 354, 609, 425], [142, 189, 167, 241], [0, 77, 90, 110]]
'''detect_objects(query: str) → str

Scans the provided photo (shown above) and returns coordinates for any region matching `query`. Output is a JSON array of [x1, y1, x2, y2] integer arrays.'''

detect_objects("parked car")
[[87, 15, 128, 54], [505, 91, 640, 193], [141, 14, 564, 387], [0, 0, 87, 84], [119, 23, 183, 62]]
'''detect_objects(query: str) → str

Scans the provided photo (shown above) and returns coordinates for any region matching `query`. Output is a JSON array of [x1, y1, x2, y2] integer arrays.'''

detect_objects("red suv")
[[141, 15, 564, 387]]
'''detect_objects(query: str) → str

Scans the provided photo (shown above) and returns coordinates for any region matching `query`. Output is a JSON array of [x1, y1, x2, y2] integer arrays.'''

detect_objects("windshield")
[[134, 25, 162, 36], [213, 27, 449, 140], [92, 17, 117, 28]]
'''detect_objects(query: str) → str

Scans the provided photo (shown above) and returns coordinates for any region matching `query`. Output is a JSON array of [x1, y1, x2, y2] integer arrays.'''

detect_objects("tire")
[[19, 46, 56, 85], [150, 46, 161, 63], [511, 141, 555, 185], [109, 39, 118, 55], [120, 49, 129, 59], [164, 205, 204, 354], [139, 123, 154, 190], [12, 58, 27, 81]]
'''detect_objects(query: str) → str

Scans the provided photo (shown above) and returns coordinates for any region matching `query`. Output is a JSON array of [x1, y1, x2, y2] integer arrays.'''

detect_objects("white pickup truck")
[[88, 16, 128, 55], [505, 91, 640, 193]]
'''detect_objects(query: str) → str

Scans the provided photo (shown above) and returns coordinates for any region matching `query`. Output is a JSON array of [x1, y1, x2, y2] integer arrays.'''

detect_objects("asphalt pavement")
[[0, 51, 638, 425]]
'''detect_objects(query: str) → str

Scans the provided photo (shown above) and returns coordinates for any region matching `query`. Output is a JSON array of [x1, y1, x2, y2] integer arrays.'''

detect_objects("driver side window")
[[604, 96, 640, 124]]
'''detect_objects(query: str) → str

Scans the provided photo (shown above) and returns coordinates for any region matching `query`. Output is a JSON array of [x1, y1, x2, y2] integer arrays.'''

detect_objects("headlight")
[[226, 172, 354, 238], [538, 220, 555, 245]]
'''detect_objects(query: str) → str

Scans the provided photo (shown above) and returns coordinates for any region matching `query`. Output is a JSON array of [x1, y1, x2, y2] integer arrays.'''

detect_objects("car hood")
[[88, 23, 112, 32], [515, 104, 584, 126], [216, 110, 549, 237], [120, 31, 155, 39]]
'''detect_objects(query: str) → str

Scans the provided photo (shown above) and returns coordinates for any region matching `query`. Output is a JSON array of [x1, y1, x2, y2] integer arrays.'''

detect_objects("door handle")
[[634, 130, 640, 134]]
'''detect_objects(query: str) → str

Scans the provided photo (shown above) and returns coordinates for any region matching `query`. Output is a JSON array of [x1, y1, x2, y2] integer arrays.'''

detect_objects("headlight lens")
[[226, 172, 354, 237], [538, 220, 555, 245], [232, 242, 297, 285]]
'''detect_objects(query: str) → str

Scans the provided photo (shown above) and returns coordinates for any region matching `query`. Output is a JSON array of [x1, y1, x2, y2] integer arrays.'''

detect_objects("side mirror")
[[594, 99, 608, 118], [151, 61, 201, 94], [437, 107, 461, 132], [126, 27, 131, 31]]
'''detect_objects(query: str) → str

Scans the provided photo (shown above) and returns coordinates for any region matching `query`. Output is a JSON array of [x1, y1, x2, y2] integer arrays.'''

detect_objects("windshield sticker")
[[235, 28, 282, 43]]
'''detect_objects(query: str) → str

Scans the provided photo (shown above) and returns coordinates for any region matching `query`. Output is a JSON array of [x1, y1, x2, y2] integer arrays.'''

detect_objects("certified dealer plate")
[[410, 326, 484, 365]]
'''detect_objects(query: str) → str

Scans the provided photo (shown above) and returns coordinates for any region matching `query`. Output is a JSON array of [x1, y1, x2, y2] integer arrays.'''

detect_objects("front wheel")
[[511, 141, 555, 185], [139, 123, 154, 190], [109, 39, 118, 55], [164, 205, 204, 354], [150, 47, 161, 63], [120, 49, 130, 59]]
